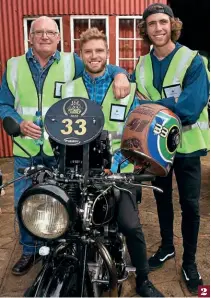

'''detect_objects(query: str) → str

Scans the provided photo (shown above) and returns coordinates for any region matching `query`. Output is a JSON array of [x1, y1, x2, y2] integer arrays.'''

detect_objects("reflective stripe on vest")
[[62, 78, 136, 172], [137, 56, 151, 99], [183, 121, 210, 132], [63, 53, 75, 82], [7, 57, 21, 95], [6, 53, 75, 157], [201, 55, 210, 80], [135, 46, 210, 154]]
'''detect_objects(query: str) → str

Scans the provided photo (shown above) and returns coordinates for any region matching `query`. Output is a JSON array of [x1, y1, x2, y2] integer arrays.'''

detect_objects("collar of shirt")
[[150, 42, 182, 61], [82, 67, 113, 105], [83, 67, 111, 84], [26, 48, 61, 64]]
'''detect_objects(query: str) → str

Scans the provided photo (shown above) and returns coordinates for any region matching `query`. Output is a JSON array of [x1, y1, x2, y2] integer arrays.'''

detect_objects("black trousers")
[[152, 157, 201, 265], [116, 185, 149, 276]]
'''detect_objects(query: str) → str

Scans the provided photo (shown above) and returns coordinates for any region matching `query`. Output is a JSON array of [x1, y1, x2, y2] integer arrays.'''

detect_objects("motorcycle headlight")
[[17, 184, 77, 240]]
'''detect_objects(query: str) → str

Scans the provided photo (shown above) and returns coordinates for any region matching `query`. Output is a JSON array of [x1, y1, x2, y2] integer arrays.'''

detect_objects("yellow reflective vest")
[[6, 53, 75, 157]]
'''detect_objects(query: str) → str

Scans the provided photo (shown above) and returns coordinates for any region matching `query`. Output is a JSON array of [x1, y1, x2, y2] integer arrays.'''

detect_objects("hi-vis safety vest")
[[135, 46, 210, 154], [6, 53, 75, 157], [201, 54, 210, 80], [62, 78, 136, 173]]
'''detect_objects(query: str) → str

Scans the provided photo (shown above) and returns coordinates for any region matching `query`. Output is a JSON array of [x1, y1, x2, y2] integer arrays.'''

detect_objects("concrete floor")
[[0, 156, 209, 297]]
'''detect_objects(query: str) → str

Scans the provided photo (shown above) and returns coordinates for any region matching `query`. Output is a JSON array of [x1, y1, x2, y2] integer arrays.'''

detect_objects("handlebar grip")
[[133, 174, 156, 182]]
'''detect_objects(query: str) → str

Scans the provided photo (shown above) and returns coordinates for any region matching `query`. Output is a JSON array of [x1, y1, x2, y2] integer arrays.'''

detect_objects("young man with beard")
[[62, 27, 164, 297], [132, 3, 209, 295]]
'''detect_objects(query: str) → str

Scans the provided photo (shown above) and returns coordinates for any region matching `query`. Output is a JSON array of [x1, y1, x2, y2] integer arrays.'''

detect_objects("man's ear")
[[28, 34, 33, 45], [56, 33, 61, 44]]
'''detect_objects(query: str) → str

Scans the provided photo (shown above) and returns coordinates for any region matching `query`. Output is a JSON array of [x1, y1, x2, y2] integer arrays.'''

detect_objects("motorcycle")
[[0, 97, 181, 297]]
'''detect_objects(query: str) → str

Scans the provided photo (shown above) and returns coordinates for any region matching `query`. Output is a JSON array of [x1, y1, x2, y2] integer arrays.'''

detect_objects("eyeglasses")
[[31, 30, 59, 37]]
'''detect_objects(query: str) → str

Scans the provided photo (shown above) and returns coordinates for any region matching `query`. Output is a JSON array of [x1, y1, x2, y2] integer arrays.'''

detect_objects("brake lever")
[[0, 175, 26, 190], [0, 166, 44, 192]]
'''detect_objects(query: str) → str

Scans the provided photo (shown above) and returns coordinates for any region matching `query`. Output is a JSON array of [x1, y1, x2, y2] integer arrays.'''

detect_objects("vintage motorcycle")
[[0, 97, 181, 297]]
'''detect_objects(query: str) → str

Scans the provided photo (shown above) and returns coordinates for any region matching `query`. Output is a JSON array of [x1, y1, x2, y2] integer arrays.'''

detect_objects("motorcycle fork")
[[77, 242, 94, 298]]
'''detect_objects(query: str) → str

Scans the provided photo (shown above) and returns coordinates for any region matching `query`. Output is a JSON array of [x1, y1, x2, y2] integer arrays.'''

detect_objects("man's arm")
[[173, 54, 209, 125], [137, 95, 177, 111], [107, 64, 130, 99], [130, 71, 136, 83], [0, 71, 23, 124], [73, 53, 84, 80]]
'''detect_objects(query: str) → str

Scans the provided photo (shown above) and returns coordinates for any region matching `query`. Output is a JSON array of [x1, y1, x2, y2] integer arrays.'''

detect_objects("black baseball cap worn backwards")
[[143, 3, 174, 20]]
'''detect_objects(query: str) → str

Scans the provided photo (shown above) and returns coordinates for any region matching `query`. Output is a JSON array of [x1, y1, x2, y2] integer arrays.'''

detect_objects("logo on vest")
[[63, 98, 87, 118]]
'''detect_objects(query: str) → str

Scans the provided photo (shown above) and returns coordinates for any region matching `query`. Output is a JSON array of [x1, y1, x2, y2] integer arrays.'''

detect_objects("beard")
[[85, 60, 107, 75]]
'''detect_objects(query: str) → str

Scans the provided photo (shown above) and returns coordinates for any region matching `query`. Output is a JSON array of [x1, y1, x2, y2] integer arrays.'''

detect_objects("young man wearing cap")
[[132, 3, 210, 295]]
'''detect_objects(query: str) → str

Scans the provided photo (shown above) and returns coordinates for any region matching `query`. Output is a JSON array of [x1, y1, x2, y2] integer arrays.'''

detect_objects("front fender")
[[24, 258, 78, 297]]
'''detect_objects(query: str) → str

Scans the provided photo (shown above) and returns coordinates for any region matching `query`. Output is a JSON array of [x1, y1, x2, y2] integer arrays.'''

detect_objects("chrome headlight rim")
[[17, 183, 77, 240]]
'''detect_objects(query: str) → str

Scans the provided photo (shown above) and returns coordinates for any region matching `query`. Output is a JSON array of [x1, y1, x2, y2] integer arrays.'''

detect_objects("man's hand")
[[104, 169, 113, 175], [113, 73, 130, 99], [20, 120, 42, 139]]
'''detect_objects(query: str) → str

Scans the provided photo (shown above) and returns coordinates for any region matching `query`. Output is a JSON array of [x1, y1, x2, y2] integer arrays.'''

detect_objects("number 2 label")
[[198, 286, 210, 297]]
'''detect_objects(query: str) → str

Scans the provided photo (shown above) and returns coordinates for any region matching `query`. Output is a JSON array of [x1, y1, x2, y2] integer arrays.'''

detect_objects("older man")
[[0, 16, 130, 276]]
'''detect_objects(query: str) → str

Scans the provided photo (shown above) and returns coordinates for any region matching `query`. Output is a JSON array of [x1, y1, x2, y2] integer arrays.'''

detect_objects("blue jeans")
[[14, 153, 57, 255]]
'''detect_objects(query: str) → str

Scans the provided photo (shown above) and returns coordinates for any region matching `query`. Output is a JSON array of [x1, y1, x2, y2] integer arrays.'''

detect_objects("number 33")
[[61, 119, 87, 136]]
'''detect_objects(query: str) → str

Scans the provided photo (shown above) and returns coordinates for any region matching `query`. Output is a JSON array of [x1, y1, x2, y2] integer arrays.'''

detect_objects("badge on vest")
[[163, 84, 182, 98], [110, 104, 127, 122], [54, 81, 65, 98]]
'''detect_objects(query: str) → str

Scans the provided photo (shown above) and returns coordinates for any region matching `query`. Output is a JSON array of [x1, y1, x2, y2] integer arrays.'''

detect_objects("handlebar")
[[0, 166, 162, 193], [17, 166, 156, 183], [17, 165, 157, 185]]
